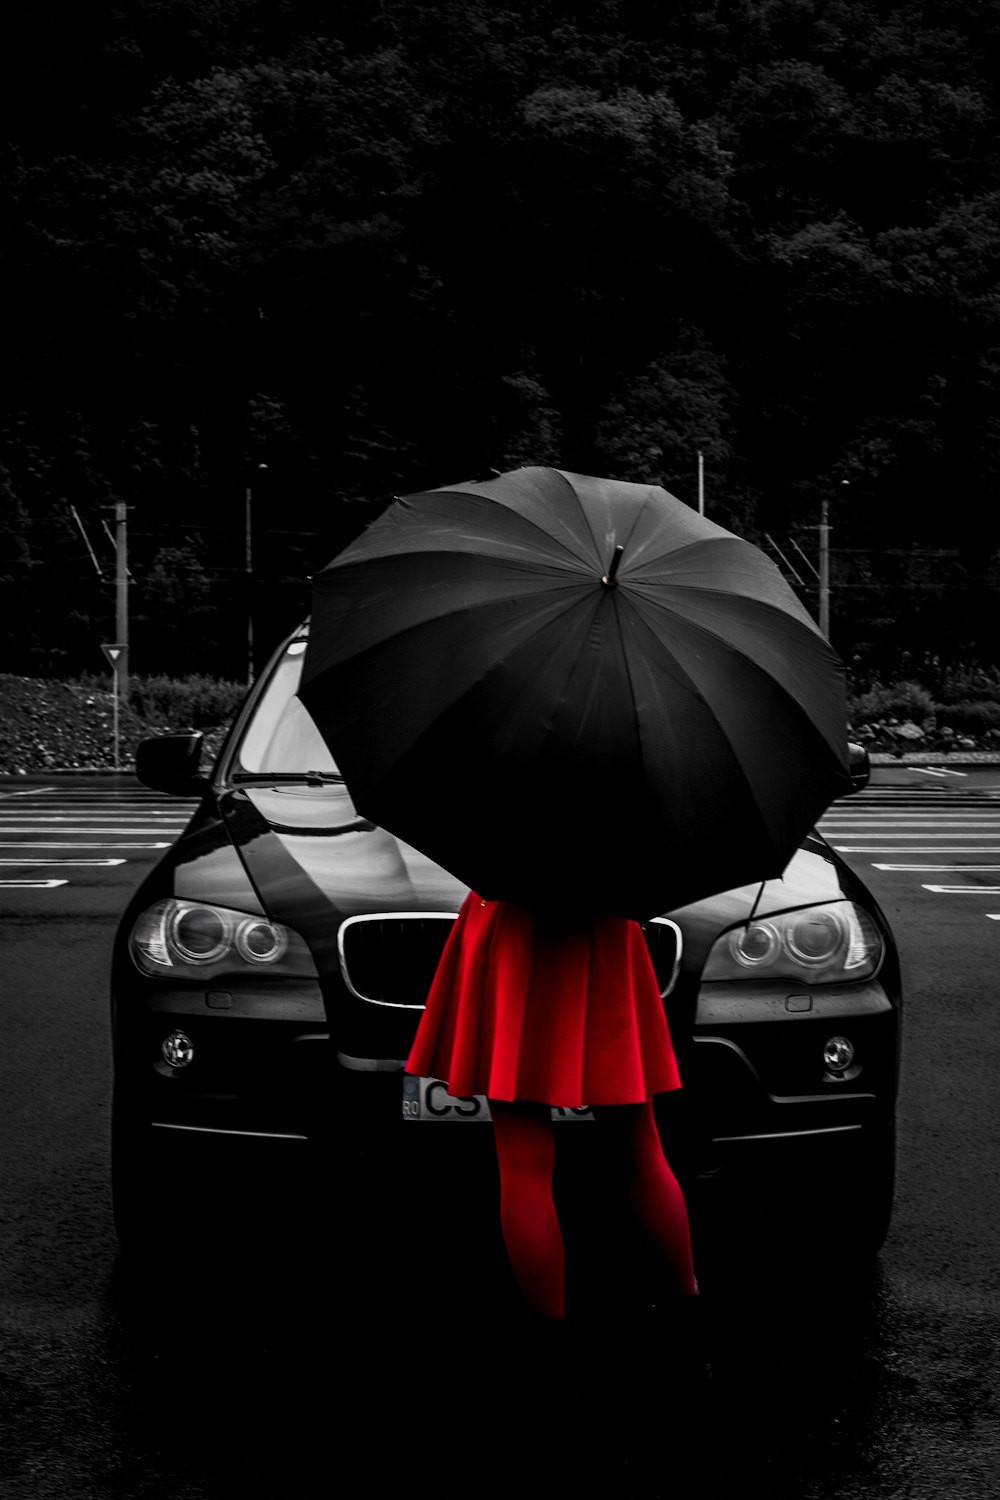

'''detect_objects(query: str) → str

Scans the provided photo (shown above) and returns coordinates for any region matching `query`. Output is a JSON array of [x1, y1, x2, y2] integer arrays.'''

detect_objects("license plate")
[[402, 1075, 593, 1122]]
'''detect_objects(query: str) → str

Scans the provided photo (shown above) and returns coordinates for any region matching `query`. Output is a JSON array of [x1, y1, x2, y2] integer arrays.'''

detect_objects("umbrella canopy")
[[298, 467, 852, 918]]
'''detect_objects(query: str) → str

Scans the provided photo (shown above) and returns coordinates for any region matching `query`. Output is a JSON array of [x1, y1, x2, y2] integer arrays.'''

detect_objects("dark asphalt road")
[[2, 772, 999, 1497]]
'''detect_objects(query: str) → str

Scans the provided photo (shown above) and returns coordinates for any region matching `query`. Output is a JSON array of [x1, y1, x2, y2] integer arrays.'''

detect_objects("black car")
[[110, 625, 901, 1281]]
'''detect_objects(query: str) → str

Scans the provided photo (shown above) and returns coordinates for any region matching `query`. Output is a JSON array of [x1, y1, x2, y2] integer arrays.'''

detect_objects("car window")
[[236, 641, 339, 774]]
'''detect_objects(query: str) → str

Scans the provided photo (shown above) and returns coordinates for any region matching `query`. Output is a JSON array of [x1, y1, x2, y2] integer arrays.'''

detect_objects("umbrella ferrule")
[[602, 545, 625, 588]]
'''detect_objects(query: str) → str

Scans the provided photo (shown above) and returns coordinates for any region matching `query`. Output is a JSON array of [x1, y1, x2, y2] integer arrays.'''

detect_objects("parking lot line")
[[0, 814, 188, 822], [922, 885, 1000, 893], [873, 864, 1000, 871], [821, 819, 1000, 828], [0, 841, 170, 849], [0, 858, 127, 867], [869, 864, 1000, 876], [0, 879, 68, 888], [0, 827, 186, 835], [834, 846, 1000, 853]]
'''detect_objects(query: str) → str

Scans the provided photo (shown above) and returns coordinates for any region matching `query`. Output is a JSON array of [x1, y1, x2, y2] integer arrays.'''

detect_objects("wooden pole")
[[246, 484, 254, 685], [114, 501, 129, 699], [818, 495, 830, 639]]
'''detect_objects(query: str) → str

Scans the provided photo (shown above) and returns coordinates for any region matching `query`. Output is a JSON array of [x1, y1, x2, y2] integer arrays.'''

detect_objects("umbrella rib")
[[617, 591, 794, 877], [437, 470, 660, 578], [607, 590, 647, 820], [626, 588, 847, 768], [572, 477, 660, 579], [333, 544, 587, 586], [627, 586, 831, 678], [432, 474, 604, 572]]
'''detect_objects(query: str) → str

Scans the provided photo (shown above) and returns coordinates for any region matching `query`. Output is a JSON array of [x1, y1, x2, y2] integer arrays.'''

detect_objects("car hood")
[[188, 783, 850, 976]]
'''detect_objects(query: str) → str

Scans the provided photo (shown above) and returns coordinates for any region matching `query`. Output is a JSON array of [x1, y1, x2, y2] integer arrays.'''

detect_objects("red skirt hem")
[[405, 894, 681, 1108]]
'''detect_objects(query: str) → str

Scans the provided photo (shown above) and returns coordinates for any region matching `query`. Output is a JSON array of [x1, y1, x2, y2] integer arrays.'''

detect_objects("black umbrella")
[[298, 467, 852, 917]]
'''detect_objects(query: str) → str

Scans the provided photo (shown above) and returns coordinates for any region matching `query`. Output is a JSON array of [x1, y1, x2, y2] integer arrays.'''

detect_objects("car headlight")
[[129, 899, 317, 979], [702, 901, 883, 985]]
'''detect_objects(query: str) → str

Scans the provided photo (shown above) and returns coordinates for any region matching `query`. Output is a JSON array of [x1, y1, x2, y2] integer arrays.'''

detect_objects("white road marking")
[[0, 788, 190, 891], [908, 767, 968, 778], [0, 813, 187, 821], [831, 806, 1000, 918], [834, 846, 1000, 853], [0, 841, 169, 849], [0, 879, 68, 889], [820, 819, 1000, 828], [922, 885, 1000, 893], [0, 827, 186, 835], [0, 858, 127, 867], [0, 798, 188, 806], [873, 864, 1000, 871]]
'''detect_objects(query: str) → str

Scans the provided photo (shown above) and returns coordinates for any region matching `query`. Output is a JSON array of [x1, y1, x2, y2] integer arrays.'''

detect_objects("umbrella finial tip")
[[602, 544, 625, 587]]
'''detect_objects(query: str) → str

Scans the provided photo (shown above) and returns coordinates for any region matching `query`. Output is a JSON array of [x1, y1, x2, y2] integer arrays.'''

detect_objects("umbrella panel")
[[300, 469, 851, 916], [318, 593, 834, 918]]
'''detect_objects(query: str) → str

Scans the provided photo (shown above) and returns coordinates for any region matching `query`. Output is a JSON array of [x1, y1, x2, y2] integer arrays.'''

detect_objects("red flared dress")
[[405, 894, 681, 1108]]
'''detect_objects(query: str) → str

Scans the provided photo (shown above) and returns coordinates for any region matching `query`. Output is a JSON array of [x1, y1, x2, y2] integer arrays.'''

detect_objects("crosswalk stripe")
[[873, 864, 1000, 871], [923, 885, 1000, 893], [0, 879, 68, 889], [0, 813, 189, 821], [0, 858, 127, 867], [0, 828, 187, 840], [820, 821, 1000, 829], [0, 841, 170, 849], [824, 796, 1000, 922], [4, 805, 193, 813]]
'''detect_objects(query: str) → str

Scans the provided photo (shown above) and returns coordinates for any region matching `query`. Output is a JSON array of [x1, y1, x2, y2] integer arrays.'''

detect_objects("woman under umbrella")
[[301, 466, 851, 1347]]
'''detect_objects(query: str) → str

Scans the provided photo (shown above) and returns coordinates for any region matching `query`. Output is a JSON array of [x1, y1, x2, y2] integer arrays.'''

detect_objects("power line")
[[130, 522, 321, 539]]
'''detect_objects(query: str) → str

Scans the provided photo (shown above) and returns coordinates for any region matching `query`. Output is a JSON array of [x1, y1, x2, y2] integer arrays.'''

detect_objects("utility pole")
[[818, 480, 849, 641], [245, 482, 254, 686], [697, 450, 705, 515], [246, 463, 267, 686], [114, 501, 129, 699], [818, 495, 830, 639]]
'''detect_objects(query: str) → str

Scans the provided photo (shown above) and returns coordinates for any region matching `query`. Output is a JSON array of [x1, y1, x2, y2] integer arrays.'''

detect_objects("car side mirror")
[[135, 733, 210, 796], [847, 741, 871, 794]]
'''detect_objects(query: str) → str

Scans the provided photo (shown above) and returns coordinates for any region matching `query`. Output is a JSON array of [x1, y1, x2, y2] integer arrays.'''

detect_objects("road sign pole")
[[114, 502, 129, 701], [112, 669, 120, 770], [101, 644, 124, 771]]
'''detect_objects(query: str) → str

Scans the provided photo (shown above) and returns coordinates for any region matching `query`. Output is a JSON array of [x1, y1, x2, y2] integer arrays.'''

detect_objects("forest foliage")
[[4, 0, 1000, 681]]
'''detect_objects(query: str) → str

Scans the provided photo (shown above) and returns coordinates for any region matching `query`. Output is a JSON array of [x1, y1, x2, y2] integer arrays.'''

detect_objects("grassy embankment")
[[3, 666, 1000, 773], [0, 675, 246, 773]]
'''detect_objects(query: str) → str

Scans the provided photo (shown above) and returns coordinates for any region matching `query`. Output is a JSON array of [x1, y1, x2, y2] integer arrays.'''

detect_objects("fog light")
[[823, 1035, 854, 1073], [161, 1030, 195, 1069]]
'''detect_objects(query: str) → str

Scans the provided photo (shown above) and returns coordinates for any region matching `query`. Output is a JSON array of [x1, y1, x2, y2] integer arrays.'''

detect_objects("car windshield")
[[234, 639, 339, 776]]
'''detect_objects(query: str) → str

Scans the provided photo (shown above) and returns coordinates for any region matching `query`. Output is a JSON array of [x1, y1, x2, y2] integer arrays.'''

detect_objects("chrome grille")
[[337, 913, 458, 1009], [642, 917, 683, 997], [338, 911, 682, 1010]]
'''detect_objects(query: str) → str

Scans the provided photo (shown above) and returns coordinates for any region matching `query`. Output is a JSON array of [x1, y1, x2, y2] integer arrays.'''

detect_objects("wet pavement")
[[2, 768, 999, 1496]]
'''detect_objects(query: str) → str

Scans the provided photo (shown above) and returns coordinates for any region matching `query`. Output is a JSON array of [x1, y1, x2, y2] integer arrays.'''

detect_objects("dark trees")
[[4, 1, 1000, 674]]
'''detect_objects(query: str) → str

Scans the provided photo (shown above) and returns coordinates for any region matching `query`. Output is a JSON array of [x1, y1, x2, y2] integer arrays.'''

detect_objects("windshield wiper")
[[230, 771, 345, 787]]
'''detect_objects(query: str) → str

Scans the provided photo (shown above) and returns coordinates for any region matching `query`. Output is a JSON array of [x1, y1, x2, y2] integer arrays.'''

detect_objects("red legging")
[[489, 1097, 697, 1319]]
